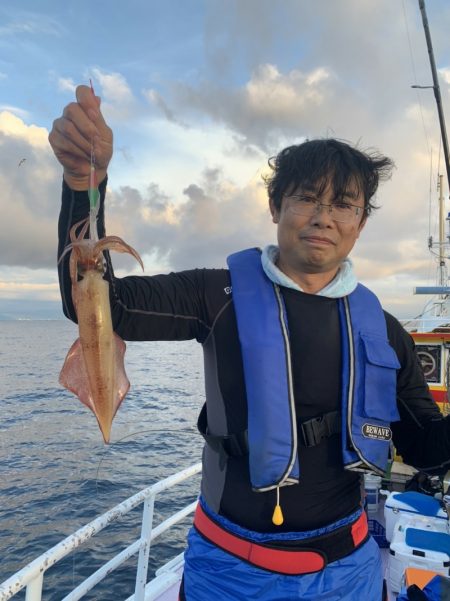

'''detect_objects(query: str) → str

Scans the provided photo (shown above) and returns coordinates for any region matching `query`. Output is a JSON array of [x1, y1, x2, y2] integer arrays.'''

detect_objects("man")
[[50, 86, 450, 600]]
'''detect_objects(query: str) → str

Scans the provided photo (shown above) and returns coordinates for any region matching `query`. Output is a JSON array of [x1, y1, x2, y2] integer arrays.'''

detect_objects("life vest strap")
[[193, 503, 369, 575], [197, 404, 341, 456], [197, 403, 249, 457]]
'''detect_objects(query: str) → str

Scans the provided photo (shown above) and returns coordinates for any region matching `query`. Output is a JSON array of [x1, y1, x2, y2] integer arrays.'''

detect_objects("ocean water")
[[0, 320, 204, 600]]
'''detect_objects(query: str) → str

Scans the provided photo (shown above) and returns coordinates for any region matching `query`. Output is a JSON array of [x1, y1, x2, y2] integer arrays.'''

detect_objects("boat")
[[0, 460, 438, 601], [401, 0, 450, 417], [0, 461, 408, 601], [405, 320, 450, 415], [401, 167, 450, 415]]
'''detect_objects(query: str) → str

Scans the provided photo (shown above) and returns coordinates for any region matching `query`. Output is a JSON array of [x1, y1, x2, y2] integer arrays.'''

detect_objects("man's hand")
[[48, 85, 113, 190]]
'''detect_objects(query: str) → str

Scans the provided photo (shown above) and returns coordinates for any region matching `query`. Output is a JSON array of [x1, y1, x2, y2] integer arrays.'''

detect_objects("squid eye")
[[76, 268, 87, 283]]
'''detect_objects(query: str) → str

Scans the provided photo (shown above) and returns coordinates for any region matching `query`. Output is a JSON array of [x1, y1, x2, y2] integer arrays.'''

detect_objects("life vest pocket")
[[360, 334, 400, 422]]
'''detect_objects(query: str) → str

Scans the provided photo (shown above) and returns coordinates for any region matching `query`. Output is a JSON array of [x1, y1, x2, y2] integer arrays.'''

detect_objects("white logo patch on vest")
[[362, 423, 392, 441]]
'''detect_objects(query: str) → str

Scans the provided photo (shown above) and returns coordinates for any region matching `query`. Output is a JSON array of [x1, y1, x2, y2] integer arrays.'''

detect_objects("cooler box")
[[384, 491, 447, 542], [388, 515, 450, 593]]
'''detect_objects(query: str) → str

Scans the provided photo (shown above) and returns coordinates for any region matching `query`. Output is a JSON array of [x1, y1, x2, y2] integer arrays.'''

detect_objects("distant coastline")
[[0, 300, 64, 321]]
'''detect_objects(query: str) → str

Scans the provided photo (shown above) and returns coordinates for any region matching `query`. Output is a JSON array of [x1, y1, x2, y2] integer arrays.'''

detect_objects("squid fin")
[[111, 333, 131, 417], [59, 334, 130, 443], [59, 339, 95, 411]]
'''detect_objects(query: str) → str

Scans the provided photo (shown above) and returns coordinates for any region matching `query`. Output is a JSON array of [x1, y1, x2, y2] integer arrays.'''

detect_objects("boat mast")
[[414, 0, 450, 309], [418, 0, 450, 191]]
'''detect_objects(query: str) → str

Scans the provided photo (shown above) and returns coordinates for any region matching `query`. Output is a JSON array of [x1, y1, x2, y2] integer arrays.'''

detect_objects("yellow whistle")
[[272, 504, 284, 526]]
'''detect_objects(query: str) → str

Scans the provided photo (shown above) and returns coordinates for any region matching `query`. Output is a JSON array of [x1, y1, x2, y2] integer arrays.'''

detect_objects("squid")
[[59, 219, 143, 443]]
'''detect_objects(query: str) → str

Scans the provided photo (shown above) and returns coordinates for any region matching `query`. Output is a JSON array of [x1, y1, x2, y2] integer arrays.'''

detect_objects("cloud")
[[103, 167, 274, 272], [143, 88, 187, 127], [169, 63, 339, 151], [439, 68, 450, 84], [0, 106, 30, 120], [135, 0, 431, 158], [0, 111, 47, 146], [0, 12, 65, 38], [92, 69, 133, 104], [0, 111, 60, 269], [90, 68, 136, 121], [0, 277, 60, 301], [57, 77, 76, 93]]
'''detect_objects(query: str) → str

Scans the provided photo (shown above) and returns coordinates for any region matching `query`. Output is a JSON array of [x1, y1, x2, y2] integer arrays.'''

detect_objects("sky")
[[1, 0, 450, 319]]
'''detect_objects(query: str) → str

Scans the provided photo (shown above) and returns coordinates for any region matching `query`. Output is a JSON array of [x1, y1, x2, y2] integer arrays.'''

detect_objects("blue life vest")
[[227, 248, 400, 492]]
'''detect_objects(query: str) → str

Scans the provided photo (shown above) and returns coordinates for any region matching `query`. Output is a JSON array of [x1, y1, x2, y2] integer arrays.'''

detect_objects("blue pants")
[[182, 520, 383, 600]]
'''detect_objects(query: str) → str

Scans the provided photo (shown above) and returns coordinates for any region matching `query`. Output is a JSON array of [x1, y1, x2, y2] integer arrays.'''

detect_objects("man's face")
[[269, 182, 367, 278]]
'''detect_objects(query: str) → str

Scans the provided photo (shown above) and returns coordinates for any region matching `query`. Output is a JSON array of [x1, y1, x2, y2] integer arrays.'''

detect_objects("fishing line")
[[88, 79, 100, 243], [58, 425, 199, 588], [94, 426, 199, 496]]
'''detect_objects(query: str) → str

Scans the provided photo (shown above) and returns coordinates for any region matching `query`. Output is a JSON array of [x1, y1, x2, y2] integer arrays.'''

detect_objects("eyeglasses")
[[284, 194, 364, 223]]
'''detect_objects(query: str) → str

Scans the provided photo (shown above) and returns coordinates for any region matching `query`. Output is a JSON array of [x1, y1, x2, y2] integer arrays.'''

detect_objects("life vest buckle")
[[300, 411, 341, 447]]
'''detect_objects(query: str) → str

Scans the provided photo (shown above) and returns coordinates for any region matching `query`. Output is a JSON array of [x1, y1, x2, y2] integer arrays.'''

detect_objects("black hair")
[[265, 138, 395, 216]]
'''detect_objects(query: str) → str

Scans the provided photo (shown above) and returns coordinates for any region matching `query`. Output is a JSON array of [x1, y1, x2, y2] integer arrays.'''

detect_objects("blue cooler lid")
[[405, 528, 450, 556], [391, 492, 442, 517]]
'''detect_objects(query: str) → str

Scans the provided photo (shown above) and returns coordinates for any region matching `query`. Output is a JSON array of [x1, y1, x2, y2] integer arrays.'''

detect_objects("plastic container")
[[388, 514, 450, 593], [364, 474, 382, 514], [404, 567, 440, 589], [384, 491, 447, 542], [368, 518, 389, 548]]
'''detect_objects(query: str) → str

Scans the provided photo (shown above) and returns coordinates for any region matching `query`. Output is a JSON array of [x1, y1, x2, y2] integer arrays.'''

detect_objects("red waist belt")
[[193, 504, 369, 575]]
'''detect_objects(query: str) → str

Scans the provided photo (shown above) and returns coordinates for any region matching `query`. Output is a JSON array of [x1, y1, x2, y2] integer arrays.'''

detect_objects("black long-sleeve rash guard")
[[58, 178, 450, 533]]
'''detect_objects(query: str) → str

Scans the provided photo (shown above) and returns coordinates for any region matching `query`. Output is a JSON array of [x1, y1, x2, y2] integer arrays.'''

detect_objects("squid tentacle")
[[95, 236, 144, 271], [70, 218, 90, 243]]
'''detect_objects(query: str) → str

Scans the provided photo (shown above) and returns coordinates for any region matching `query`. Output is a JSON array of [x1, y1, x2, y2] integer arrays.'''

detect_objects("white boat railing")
[[400, 316, 450, 333], [0, 462, 202, 601]]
